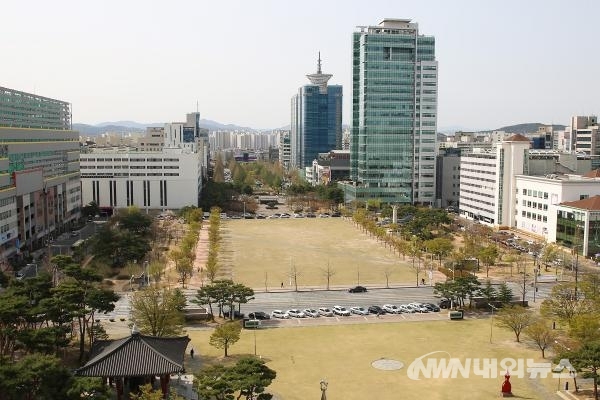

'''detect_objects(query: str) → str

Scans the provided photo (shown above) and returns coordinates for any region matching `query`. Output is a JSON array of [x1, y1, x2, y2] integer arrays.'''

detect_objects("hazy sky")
[[2, 0, 599, 130]]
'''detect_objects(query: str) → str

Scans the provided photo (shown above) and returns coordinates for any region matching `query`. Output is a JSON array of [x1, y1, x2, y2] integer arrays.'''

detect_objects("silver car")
[[350, 306, 369, 315], [332, 305, 351, 316], [303, 308, 320, 318], [318, 307, 334, 317]]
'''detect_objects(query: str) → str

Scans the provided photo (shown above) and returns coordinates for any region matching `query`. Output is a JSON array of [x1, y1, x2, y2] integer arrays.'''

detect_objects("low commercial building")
[[80, 113, 208, 212]]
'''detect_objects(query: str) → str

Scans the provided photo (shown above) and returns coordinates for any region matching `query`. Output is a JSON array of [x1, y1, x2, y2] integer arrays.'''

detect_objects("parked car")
[[348, 285, 368, 293], [399, 305, 416, 313], [271, 310, 290, 319], [424, 303, 441, 312], [408, 303, 430, 313], [248, 311, 270, 320], [303, 308, 320, 318], [287, 309, 306, 318], [331, 212, 341, 217], [382, 304, 401, 314], [332, 305, 351, 316], [350, 306, 369, 315], [222, 309, 245, 319], [318, 307, 334, 317], [368, 305, 385, 315], [280, 213, 291, 218], [439, 299, 452, 309]]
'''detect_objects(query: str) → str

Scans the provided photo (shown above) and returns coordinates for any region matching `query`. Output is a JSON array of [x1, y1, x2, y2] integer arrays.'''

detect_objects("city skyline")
[[2, 0, 599, 130]]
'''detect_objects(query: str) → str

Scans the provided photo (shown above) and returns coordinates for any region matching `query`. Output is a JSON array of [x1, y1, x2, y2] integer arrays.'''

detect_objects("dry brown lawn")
[[186, 318, 561, 400], [216, 218, 427, 289]]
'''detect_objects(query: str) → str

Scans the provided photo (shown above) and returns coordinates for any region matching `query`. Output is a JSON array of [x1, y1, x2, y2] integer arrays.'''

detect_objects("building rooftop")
[[560, 195, 600, 211], [505, 134, 531, 142]]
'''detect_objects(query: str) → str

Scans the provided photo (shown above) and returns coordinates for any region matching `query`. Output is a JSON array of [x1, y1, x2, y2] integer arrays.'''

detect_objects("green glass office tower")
[[343, 19, 437, 205]]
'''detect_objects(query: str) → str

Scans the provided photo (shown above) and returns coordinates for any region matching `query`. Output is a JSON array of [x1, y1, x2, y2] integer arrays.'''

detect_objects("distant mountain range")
[[73, 119, 256, 136], [74, 120, 568, 137], [495, 123, 566, 134], [440, 123, 567, 135]]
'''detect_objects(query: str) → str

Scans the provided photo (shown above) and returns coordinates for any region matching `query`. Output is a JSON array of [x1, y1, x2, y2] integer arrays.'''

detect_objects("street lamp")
[[320, 380, 328, 400], [488, 303, 497, 343]]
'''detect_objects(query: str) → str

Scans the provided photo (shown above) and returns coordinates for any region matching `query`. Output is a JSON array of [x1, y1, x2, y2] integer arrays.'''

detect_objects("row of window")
[[521, 189, 549, 199], [521, 200, 548, 211], [521, 211, 548, 223]]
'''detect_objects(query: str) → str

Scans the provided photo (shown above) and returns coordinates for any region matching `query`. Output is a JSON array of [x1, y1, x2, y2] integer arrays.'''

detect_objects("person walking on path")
[[190, 348, 194, 359]]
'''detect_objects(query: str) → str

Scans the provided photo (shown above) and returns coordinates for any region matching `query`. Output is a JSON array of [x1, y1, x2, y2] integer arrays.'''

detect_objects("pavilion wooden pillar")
[[115, 377, 124, 400], [160, 374, 170, 399]]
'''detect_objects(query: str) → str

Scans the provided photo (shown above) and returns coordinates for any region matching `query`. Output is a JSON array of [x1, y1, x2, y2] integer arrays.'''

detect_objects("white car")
[[318, 307, 334, 317], [287, 309, 306, 318], [332, 305, 351, 316], [408, 303, 430, 313], [399, 305, 416, 313], [271, 309, 290, 319], [382, 304, 401, 314], [303, 308, 320, 318], [350, 306, 369, 315]]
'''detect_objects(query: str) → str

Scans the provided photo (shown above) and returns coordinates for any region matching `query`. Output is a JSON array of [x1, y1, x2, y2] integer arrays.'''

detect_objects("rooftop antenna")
[[317, 51, 322, 74], [196, 100, 199, 113]]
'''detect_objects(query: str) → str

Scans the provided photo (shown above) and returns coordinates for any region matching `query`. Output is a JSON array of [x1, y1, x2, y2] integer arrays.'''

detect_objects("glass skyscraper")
[[342, 18, 438, 205], [291, 54, 342, 169]]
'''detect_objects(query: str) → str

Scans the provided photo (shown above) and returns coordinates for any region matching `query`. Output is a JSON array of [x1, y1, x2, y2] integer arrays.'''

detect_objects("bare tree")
[[495, 306, 533, 342], [525, 319, 557, 358], [289, 262, 301, 292], [384, 267, 394, 288], [321, 261, 336, 290]]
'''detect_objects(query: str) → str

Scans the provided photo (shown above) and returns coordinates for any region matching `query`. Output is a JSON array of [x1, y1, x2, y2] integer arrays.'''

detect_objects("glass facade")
[[349, 20, 437, 204], [291, 85, 342, 168]]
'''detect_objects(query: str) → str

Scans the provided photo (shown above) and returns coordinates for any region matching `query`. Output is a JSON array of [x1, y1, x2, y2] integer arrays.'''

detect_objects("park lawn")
[[187, 318, 560, 400], [217, 219, 422, 289]]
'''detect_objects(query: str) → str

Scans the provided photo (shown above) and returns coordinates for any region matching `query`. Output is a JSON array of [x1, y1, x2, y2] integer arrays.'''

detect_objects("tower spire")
[[317, 51, 322, 74], [306, 52, 332, 93]]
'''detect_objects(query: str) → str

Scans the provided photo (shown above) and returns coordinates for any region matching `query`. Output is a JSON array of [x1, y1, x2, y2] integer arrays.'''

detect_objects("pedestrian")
[[376, 310, 382, 318], [190, 348, 194, 359], [421, 278, 426, 286], [281, 282, 284, 288]]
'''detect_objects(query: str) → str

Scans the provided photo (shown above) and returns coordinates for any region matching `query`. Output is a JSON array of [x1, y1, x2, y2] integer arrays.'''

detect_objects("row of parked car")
[[250, 302, 441, 320]]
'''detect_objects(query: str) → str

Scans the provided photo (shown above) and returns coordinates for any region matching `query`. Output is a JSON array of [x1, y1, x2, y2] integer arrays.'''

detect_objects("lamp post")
[[320, 379, 328, 400], [488, 303, 497, 343]]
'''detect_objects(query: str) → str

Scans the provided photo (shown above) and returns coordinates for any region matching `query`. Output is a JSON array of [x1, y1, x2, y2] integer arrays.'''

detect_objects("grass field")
[[217, 218, 426, 289], [186, 318, 561, 400]]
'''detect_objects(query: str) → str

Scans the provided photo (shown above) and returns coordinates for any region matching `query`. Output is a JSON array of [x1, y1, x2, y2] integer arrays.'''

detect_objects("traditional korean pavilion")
[[76, 332, 190, 399]]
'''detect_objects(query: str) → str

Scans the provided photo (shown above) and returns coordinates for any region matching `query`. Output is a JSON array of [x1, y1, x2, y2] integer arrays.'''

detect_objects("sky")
[[2, 0, 599, 131]]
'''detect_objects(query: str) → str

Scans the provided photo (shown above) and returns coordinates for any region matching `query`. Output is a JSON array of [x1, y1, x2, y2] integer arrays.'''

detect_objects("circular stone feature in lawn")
[[372, 358, 404, 371]]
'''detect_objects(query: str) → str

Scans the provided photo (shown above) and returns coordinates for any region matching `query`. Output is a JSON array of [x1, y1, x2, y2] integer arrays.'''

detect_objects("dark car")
[[222, 309, 245, 319], [249, 311, 270, 320], [424, 303, 441, 312], [368, 305, 385, 315], [438, 299, 452, 309], [331, 211, 341, 217], [348, 285, 368, 293]]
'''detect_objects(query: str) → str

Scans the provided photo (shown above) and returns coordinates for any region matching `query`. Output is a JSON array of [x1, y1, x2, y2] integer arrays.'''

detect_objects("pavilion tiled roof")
[[76, 333, 190, 377], [560, 195, 600, 211]]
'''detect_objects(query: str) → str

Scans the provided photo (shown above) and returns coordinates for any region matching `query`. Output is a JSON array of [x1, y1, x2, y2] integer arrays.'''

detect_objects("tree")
[[478, 280, 497, 304], [129, 384, 184, 400], [525, 320, 557, 358], [541, 283, 586, 325], [424, 238, 453, 268], [195, 365, 235, 400], [210, 321, 242, 357], [497, 282, 514, 305], [479, 245, 499, 278], [114, 206, 153, 235], [67, 377, 112, 400], [321, 262, 336, 290], [562, 341, 600, 399], [569, 314, 600, 343], [0, 353, 72, 400], [52, 263, 118, 361], [495, 306, 533, 342], [230, 356, 277, 400], [289, 263, 301, 292], [383, 267, 394, 288], [213, 152, 226, 183], [130, 287, 185, 337]]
